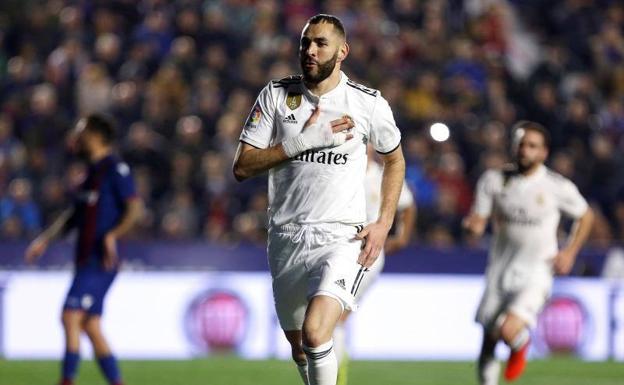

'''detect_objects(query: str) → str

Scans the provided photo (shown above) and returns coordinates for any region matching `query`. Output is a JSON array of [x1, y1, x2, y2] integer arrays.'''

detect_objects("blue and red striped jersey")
[[70, 154, 137, 270]]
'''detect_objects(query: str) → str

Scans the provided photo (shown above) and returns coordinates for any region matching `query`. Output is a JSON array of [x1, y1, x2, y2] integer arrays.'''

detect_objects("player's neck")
[[305, 68, 342, 96], [520, 163, 543, 177], [90, 147, 112, 163]]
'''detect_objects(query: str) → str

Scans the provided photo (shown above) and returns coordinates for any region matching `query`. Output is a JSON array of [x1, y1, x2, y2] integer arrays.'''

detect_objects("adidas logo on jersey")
[[334, 279, 346, 290], [282, 114, 298, 124]]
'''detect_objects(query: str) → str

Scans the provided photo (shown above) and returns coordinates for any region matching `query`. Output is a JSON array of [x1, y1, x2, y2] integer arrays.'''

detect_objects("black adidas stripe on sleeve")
[[346, 80, 378, 97]]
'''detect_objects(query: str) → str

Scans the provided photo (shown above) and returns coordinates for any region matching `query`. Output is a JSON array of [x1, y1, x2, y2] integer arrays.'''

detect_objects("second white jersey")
[[473, 165, 588, 271], [240, 72, 401, 227], [365, 161, 414, 222]]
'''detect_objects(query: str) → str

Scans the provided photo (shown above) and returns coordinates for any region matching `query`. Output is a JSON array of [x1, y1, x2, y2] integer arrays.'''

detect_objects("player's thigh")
[[83, 315, 103, 336], [302, 295, 343, 346], [304, 295, 343, 331], [499, 312, 528, 342], [62, 309, 87, 330]]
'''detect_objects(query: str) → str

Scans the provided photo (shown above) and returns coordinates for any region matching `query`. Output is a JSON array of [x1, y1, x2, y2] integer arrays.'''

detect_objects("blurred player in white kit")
[[463, 121, 594, 385], [334, 146, 416, 385], [232, 14, 405, 385]]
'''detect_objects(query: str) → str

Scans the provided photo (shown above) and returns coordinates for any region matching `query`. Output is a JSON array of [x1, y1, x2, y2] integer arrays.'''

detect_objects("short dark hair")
[[84, 113, 116, 144], [307, 14, 346, 39], [512, 120, 550, 148]]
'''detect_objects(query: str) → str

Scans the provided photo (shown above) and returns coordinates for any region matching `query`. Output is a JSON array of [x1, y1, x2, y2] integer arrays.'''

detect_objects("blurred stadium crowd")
[[0, 0, 623, 247]]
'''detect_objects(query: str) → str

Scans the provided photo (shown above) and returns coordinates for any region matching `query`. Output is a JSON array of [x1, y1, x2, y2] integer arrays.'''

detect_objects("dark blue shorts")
[[64, 269, 117, 316]]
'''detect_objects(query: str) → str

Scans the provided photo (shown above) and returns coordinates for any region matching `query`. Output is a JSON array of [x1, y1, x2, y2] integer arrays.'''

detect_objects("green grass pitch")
[[1, 356, 623, 385]]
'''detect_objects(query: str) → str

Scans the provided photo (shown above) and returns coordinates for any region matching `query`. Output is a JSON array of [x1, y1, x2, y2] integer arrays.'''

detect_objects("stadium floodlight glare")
[[430, 122, 450, 142]]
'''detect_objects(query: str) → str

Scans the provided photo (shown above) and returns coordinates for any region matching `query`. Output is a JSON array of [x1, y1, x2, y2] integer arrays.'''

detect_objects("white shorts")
[[475, 263, 552, 329], [353, 251, 384, 302], [267, 223, 367, 330]]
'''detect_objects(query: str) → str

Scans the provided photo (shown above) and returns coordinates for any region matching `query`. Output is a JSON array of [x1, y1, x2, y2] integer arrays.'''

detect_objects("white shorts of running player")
[[476, 263, 553, 329], [268, 223, 378, 331], [352, 251, 385, 302]]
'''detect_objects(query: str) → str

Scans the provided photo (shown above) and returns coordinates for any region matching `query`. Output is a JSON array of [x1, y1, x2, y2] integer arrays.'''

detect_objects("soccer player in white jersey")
[[232, 14, 405, 385], [463, 121, 594, 385], [334, 146, 416, 385]]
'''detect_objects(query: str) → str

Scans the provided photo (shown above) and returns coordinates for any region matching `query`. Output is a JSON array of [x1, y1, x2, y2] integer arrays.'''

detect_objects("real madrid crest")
[[286, 92, 302, 110], [536, 193, 545, 206]]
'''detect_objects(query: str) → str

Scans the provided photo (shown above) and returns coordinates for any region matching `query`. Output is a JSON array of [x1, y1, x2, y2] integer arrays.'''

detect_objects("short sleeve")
[[473, 170, 498, 218], [556, 178, 588, 219], [397, 181, 415, 211], [113, 162, 137, 201], [369, 94, 401, 154], [239, 82, 275, 149]]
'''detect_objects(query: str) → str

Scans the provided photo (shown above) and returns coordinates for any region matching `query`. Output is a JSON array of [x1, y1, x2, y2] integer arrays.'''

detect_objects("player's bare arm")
[[24, 207, 74, 264], [233, 107, 354, 181], [553, 207, 594, 275], [357, 145, 405, 267], [462, 212, 488, 238], [103, 198, 144, 270], [384, 201, 416, 255]]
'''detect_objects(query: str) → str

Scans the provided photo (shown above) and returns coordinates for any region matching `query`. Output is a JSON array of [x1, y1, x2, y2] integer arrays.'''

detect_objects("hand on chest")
[[277, 93, 367, 148]]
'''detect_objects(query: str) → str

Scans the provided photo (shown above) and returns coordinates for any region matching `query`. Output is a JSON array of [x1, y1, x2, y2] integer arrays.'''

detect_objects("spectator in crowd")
[[0, 0, 622, 249], [0, 178, 41, 238]]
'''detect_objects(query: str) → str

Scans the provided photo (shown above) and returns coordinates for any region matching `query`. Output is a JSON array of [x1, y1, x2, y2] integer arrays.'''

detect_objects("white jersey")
[[240, 72, 401, 227], [365, 161, 414, 222], [473, 165, 588, 271]]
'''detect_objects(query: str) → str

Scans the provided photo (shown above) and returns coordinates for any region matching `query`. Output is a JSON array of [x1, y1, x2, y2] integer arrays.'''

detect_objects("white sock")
[[296, 361, 310, 385], [303, 339, 337, 385], [333, 324, 346, 366], [510, 329, 530, 351]]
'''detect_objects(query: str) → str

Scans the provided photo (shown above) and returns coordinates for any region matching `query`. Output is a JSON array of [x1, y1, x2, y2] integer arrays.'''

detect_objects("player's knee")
[[61, 312, 70, 328], [83, 319, 101, 338], [62, 311, 79, 330], [302, 324, 331, 348], [500, 320, 519, 344], [291, 345, 306, 364]]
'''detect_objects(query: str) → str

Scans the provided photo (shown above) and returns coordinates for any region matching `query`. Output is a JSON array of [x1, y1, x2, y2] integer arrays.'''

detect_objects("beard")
[[516, 157, 535, 173], [300, 51, 338, 84]]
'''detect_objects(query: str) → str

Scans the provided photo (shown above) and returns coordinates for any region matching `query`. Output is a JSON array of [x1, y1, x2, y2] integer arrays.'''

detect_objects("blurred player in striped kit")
[[25, 114, 143, 385], [463, 121, 593, 385]]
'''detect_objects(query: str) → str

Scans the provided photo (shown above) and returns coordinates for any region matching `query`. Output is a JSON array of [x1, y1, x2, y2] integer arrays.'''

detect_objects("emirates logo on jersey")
[[500, 206, 541, 226], [293, 149, 348, 165]]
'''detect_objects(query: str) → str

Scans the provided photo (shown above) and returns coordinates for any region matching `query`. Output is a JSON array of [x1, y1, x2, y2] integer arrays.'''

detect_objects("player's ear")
[[542, 147, 549, 161], [338, 42, 349, 62]]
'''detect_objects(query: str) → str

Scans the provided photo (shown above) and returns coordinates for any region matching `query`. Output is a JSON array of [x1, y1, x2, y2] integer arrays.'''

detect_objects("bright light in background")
[[430, 122, 450, 142]]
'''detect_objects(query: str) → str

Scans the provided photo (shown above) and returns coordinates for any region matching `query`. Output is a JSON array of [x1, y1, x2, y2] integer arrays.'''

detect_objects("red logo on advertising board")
[[536, 296, 586, 353], [185, 290, 248, 352]]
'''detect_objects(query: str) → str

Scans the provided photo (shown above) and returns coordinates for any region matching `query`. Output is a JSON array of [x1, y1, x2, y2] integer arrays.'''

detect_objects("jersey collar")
[[521, 164, 546, 180], [302, 71, 348, 101]]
